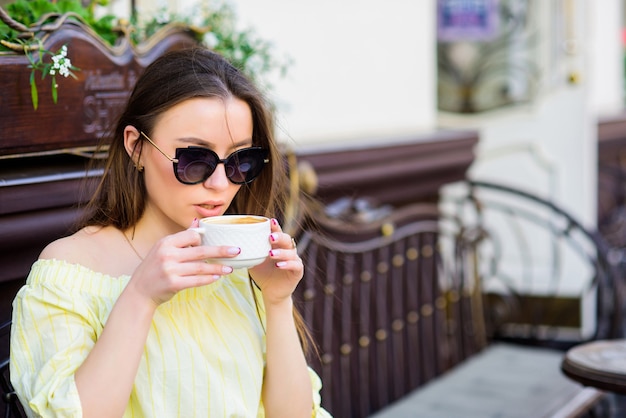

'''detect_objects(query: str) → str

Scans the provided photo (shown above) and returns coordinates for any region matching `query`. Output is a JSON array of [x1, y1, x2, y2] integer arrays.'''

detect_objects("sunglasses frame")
[[139, 131, 269, 185]]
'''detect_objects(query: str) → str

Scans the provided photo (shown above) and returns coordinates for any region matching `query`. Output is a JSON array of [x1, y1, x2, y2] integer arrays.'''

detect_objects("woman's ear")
[[124, 126, 143, 171]]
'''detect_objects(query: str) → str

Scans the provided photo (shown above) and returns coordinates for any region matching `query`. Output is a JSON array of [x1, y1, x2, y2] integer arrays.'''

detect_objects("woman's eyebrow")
[[178, 137, 253, 148]]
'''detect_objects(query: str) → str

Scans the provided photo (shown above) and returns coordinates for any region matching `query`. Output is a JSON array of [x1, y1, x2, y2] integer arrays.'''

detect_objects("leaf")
[[51, 76, 58, 104], [6, 0, 37, 27], [30, 71, 38, 111], [4, 0, 286, 110], [57, 0, 89, 16], [28, 0, 58, 19]]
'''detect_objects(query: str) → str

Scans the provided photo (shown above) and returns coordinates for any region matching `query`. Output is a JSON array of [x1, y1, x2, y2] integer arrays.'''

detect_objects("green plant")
[[130, 2, 290, 89], [0, 0, 117, 50], [0, 0, 115, 109], [0, 0, 289, 110], [25, 42, 79, 109]]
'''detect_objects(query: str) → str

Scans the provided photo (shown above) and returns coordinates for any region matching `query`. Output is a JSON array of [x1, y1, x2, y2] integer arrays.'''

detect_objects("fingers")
[[167, 228, 203, 249], [143, 218, 302, 298], [160, 229, 240, 262], [144, 230, 241, 284], [174, 258, 233, 277], [267, 218, 301, 269], [269, 223, 297, 252], [248, 219, 303, 304], [131, 221, 249, 305], [179, 240, 241, 263]]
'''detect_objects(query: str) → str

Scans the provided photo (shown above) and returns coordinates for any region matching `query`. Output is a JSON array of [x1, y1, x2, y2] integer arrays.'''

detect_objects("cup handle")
[[190, 227, 204, 233], [190, 227, 205, 237]]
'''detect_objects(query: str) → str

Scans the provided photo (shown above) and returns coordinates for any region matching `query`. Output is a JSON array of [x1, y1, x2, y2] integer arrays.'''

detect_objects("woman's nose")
[[203, 163, 231, 190]]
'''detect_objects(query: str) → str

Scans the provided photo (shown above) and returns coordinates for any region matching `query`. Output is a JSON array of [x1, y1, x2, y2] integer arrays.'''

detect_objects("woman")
[[10, 47, 331, 417]]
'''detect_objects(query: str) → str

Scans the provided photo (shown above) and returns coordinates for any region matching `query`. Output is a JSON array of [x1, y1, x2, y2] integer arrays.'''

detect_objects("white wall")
[[113, 0, 623, 197], [590, 0, 624, 116], [232, 1, 438, 149], [129, 0, 438, 150]]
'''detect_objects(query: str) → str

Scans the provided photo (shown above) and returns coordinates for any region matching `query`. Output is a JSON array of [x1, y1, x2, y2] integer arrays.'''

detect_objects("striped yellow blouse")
[[10, 259, 331, 417]]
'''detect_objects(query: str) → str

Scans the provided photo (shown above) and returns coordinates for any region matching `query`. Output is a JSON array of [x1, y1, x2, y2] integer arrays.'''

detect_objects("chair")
[[295, 197, 487, 417], [294, 179, 624, 417], [441, 180, 624, 347], [0, 321, 25, 418]]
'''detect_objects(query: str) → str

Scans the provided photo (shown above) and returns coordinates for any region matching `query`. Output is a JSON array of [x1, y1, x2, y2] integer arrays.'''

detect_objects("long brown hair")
[[79, 47, 314, 355], [80, 47, 284, 229]]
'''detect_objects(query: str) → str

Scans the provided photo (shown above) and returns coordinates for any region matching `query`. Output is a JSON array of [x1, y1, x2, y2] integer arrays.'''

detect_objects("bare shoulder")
[[39, 226, 111, 268], [39, 226, 137, 277]]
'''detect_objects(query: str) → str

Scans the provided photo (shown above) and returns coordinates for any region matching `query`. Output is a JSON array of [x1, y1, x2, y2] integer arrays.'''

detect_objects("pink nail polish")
[[270, 233, 277, 242], [271, 218, 278, 226]]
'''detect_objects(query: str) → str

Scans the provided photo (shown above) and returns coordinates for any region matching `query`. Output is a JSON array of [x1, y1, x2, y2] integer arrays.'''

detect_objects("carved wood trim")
[[597, 112, 626, 245], [598, 113, 626, 224], [598, 113, 626, 157], [0, 21, 200, 157], [296, 130, 479, 207], [0, 131, 477, 285]]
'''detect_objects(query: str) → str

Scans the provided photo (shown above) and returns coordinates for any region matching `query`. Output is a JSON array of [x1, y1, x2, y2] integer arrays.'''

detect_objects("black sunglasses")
[[140, 132, 269, 185]]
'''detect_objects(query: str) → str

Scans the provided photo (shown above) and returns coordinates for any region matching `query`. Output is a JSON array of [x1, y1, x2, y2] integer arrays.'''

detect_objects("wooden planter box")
[[0, 21, 200, 157], [0, 20, 202, 322]]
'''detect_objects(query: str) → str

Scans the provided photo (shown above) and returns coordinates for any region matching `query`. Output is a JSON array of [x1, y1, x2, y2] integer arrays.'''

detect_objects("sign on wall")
[[437, 0, 500, 42]]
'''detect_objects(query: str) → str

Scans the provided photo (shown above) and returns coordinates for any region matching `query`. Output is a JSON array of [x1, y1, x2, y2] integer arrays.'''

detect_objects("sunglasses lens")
[[174, 147, 268, 185], [225, 148, 268, 184], [175, 148, 217, 184]]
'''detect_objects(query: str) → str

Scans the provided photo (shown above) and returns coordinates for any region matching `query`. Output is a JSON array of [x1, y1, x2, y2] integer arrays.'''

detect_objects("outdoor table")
[[561, 339, 626, 395]]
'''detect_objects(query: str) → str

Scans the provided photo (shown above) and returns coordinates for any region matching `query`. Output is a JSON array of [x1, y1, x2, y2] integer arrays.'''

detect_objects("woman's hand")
[[248, 218, 303, 305], [127, 224, 240, 307], [251, 219, 312, 417]]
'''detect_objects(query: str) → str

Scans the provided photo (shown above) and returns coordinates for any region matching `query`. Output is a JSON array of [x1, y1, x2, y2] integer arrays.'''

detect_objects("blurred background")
[[2, 1, 626, 416], [77, 0, 623, 227]]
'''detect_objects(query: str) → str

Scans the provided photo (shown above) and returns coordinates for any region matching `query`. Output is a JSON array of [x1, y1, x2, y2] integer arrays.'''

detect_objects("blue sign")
[[437, 0, 500, 42]]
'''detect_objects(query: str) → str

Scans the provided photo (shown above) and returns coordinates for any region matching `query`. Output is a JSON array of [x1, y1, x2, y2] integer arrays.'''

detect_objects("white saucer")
[[207, 257, 267, 269]]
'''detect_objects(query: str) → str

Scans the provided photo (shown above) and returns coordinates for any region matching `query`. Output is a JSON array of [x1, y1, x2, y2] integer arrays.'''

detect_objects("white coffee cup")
[[193, 215, 271, 269]]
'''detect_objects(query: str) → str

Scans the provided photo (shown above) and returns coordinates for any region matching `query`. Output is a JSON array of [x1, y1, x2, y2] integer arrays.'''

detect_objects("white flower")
[[50, 47, 72, 78]]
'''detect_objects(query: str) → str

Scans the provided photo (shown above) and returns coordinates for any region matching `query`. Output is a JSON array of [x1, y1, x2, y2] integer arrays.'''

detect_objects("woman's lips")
[[195, 203, 223, 218]]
